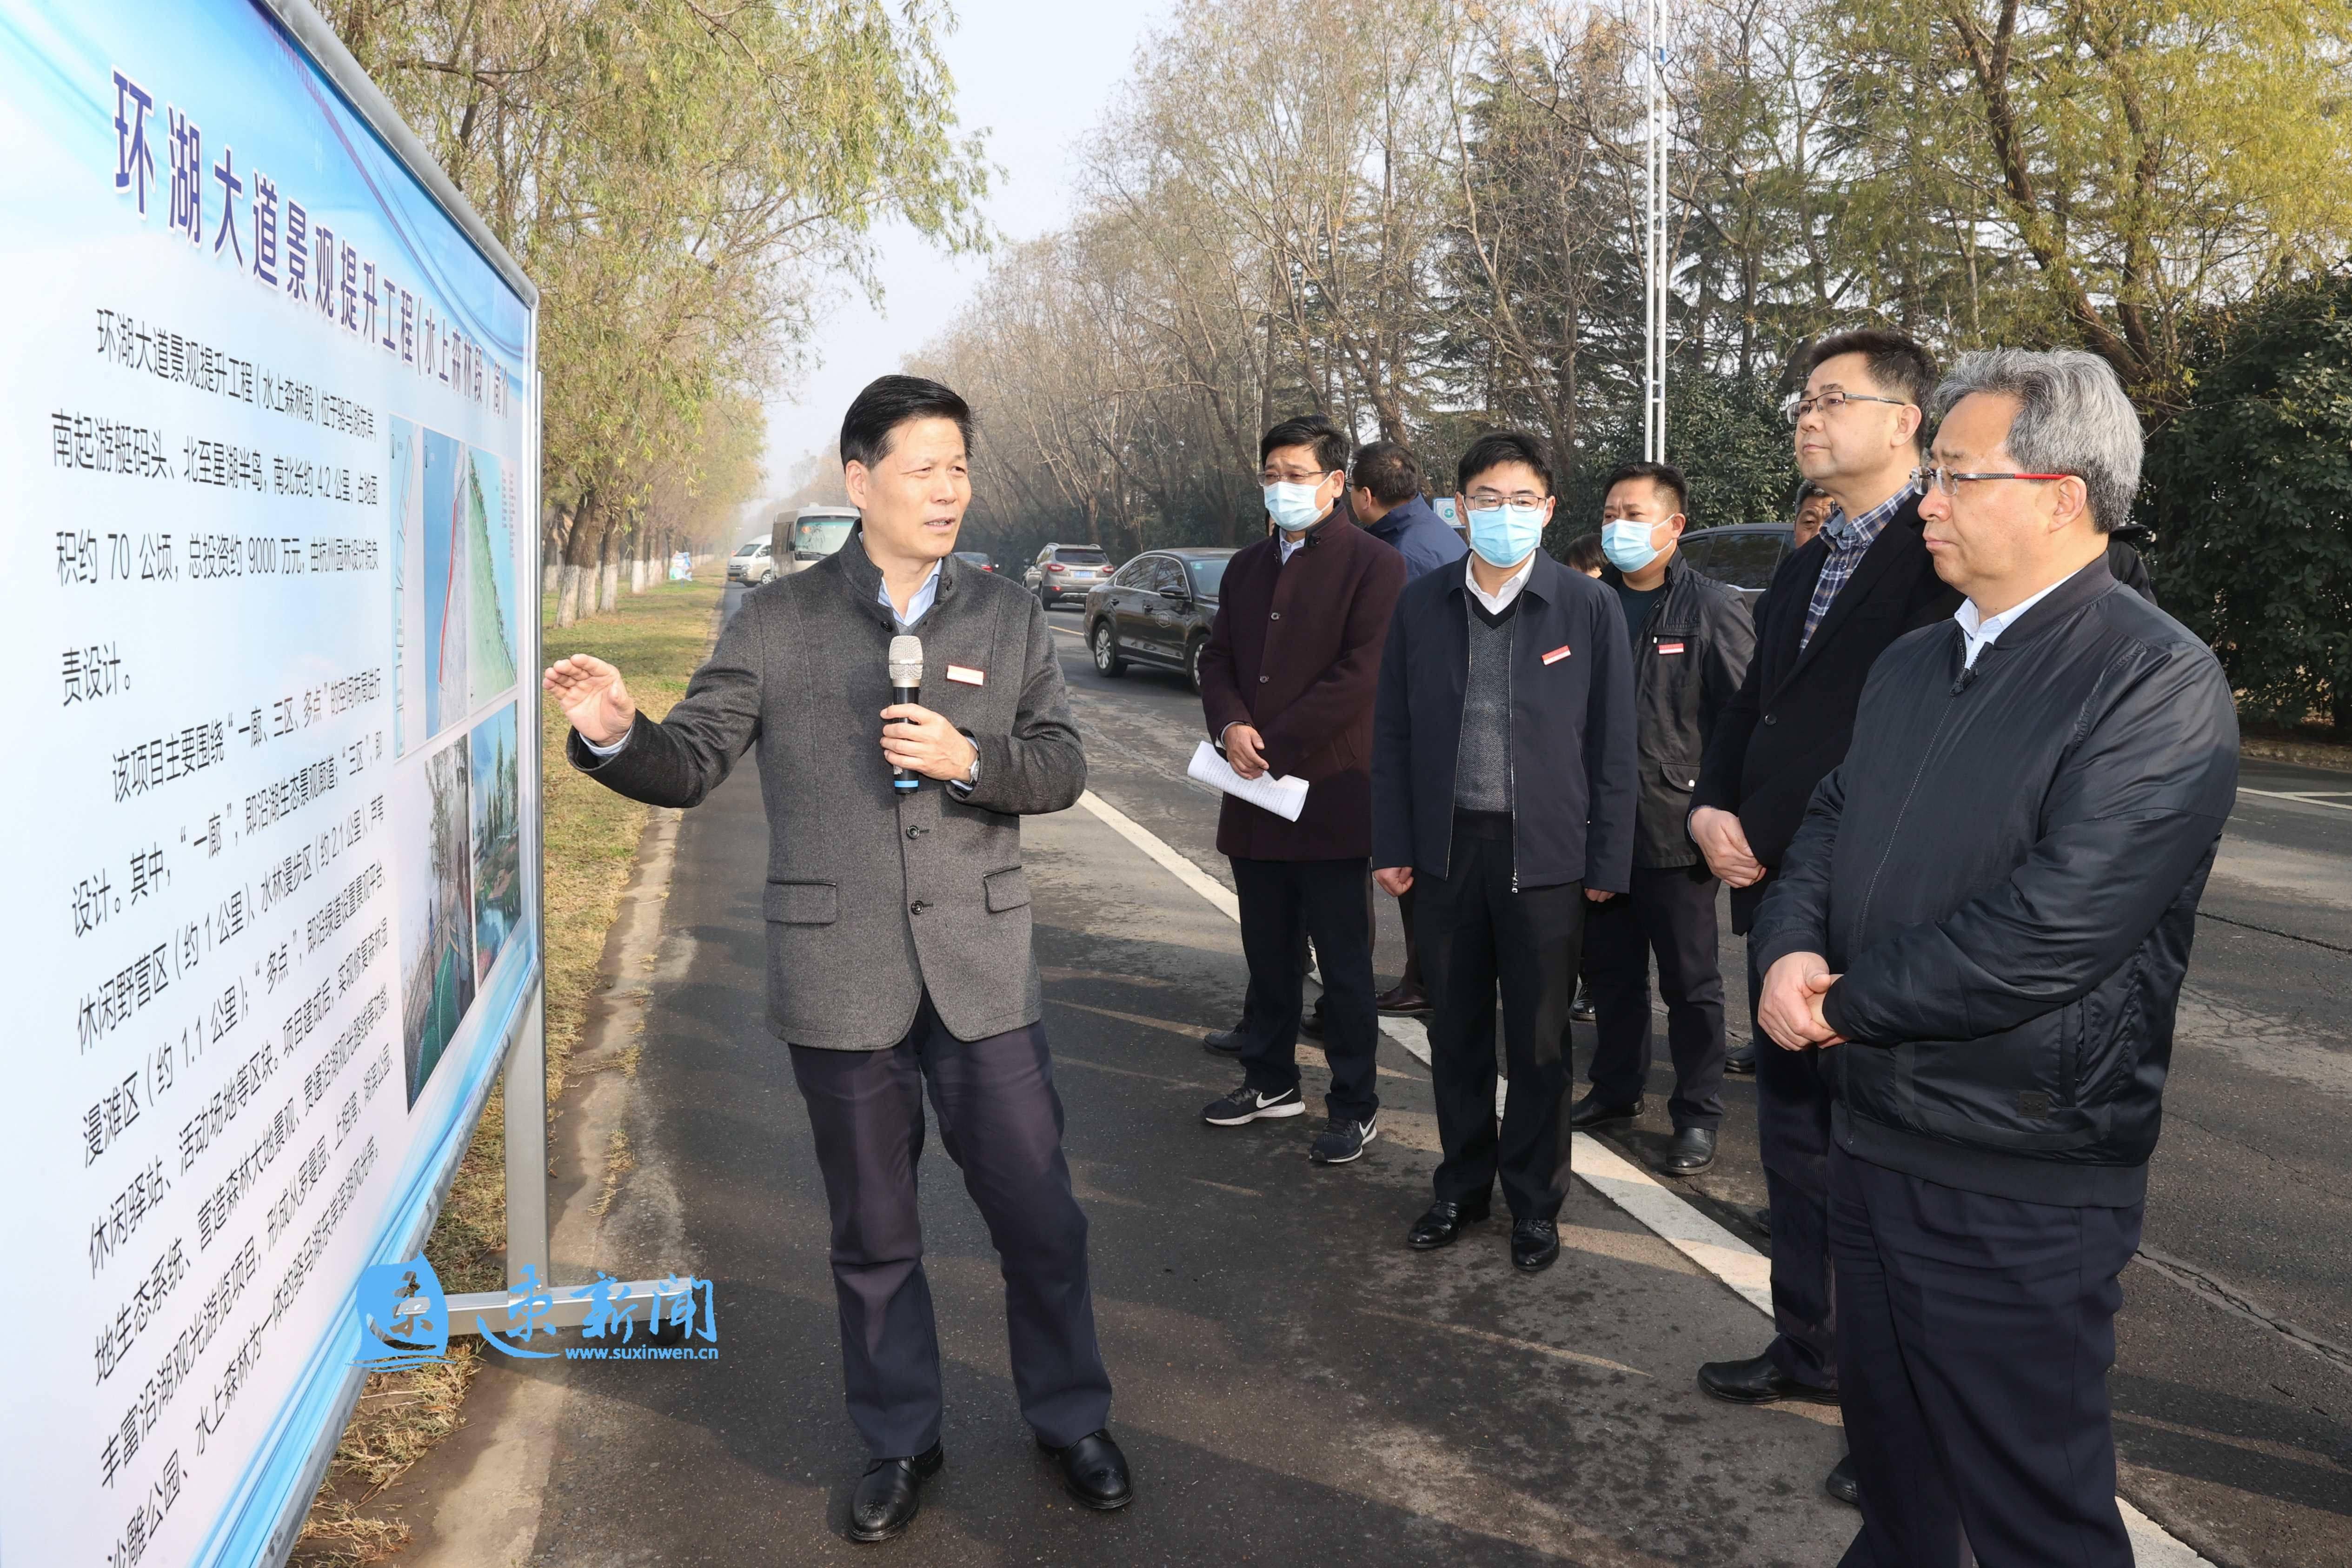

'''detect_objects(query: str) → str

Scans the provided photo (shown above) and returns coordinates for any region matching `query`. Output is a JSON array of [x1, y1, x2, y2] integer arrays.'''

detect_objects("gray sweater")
[[1453, 599, 1515, 812], [568, 532, 1085, 1049]]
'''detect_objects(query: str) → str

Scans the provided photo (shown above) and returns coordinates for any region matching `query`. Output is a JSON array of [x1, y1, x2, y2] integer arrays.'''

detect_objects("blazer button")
[[906, 825, 927, 839], [1260, 675, 1269, 683], [1761, 713, 1777, 726], [1269, 611, 1280, 620], [910, 900, 930, 915]]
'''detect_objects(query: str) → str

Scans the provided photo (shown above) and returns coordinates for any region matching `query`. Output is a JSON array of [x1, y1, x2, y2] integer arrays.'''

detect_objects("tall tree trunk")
[[556, 488, 603, 627], [597, 518, 621, 613], [542, 506, 569, 595]]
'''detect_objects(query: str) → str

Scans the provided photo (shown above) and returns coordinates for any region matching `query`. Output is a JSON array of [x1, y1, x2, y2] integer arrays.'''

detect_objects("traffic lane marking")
[[2239, 786, 2352, 812]]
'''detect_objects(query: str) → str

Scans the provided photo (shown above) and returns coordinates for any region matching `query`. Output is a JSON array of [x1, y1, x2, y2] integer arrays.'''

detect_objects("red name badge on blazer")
[[1541, 644, 1573, 665], [947, 665, 985, 686], [1656, 640, 1686, 656]]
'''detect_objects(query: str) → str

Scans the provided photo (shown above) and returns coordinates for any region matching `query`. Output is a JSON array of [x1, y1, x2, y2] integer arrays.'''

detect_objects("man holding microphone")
[[543, 376, 1128, 1543]]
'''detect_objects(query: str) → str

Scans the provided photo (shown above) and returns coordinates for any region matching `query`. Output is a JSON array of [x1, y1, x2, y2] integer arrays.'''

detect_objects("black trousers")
[[1584, 861, 1727, 1129], [1418, 811, 1586, 1222], [1831, 1146, 2142, 1568], [1395, 883, 1423, 990], [1232, 856, 1380, 1121], [788, 994, 1113, 1459], [1753, 941, 1840, 1390]]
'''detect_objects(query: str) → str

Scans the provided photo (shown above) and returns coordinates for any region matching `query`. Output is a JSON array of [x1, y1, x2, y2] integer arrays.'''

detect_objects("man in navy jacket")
[[1372, 431, 1636, 1272]]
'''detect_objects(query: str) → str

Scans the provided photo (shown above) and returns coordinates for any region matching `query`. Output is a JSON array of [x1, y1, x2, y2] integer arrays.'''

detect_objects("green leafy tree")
[[2144, 277, 2352, 733]]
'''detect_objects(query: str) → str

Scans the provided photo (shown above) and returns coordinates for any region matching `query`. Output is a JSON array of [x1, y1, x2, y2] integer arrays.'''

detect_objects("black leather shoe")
[[1724, 1039, 1757, 1076], [1568, 984, 1596, 1024], [1038, 1428, 1133, 1510], [1375, 983, 1432, 1016], [1825, 1452, 1860, 1507], [1406, 1199, 1488, 1249], [1662, 1126, 1717, 1176], [847, 1442, 943, 1542], [1510, 1217, 1561, 1272], [1203, 1028, 1243, 1056], [1568, 1090, 1641, 1130], [1696, 1354, 1839, 1406]]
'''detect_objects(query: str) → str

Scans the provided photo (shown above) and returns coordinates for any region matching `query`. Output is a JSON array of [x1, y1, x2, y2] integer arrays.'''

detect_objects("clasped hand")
[[1757, 951, 1846, 1051], [882, 703, 978, 781]]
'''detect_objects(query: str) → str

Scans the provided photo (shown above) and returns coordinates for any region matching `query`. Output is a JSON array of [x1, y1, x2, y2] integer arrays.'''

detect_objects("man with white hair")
[[1748, 348, 2238, 1567]]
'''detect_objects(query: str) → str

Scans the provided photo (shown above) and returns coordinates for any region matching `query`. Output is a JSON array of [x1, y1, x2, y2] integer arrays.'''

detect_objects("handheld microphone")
[[887, 635, 924, 792]]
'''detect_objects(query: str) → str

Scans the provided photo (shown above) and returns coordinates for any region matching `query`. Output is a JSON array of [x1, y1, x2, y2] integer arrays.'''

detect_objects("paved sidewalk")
[[379, 761, 1859, 1565]]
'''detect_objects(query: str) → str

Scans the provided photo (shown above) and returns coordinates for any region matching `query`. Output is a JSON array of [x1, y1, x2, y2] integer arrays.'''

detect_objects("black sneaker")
[[1309, 1113, 1378, 1164], [1201, 1082, 1304, 1125]]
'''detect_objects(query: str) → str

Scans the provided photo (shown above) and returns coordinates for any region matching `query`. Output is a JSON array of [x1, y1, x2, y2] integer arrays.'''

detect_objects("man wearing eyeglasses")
[[1751, 349, 2234, 1568], [1372, 432, 1636, 1273], [1197, 414, 1407, 1166], [1687, 329, 1960, 1508]]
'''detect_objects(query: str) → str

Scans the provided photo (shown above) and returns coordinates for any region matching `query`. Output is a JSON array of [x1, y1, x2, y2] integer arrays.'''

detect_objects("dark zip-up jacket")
[[1750, 558, 2238, 1206], [1600, 558, 1756, 869], [1371, 551, 1637, 892]]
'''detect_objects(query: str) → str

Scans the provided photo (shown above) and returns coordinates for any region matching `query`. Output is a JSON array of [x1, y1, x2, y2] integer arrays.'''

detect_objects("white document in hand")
[[1188, 740, 1310, 822]]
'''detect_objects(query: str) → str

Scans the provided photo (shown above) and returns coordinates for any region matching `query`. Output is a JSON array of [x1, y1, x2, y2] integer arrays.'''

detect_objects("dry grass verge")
[[292, 579, 724, 1564]]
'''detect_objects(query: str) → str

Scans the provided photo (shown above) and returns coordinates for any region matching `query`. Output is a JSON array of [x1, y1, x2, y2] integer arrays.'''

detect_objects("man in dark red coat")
[[1196, 414, 1408, 1165]]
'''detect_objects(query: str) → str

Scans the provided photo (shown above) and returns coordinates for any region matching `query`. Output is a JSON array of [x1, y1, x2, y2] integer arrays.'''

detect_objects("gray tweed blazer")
[[568, 530, 1085, 1048]]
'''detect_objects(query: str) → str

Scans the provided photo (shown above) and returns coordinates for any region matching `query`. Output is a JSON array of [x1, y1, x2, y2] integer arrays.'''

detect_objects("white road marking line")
[[1075, 790, 1238, 920], [2239, 786, 2352, 812], [1073, 785, 2215, 1566]]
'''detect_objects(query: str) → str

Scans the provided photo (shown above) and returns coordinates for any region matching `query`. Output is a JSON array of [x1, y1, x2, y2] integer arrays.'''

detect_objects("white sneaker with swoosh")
[[1201, 1082, 1306, 1125]]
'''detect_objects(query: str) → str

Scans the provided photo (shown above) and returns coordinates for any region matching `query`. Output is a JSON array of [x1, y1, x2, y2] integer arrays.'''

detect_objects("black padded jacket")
[[1749, 558, 2238, 1205]]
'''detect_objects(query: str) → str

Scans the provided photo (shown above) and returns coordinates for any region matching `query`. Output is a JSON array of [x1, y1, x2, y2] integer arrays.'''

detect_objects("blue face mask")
[[1602, 518, 1670, 572], [1263, 481, 1328, 534], [1465, 503, 1547, 568]]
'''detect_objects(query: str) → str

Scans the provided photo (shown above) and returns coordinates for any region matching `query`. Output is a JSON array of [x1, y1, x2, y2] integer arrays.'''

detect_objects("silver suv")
[[1023, 543, 1110, 608]]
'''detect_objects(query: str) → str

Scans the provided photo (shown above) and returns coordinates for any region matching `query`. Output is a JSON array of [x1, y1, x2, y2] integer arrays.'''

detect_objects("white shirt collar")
[[1953, 575, 2067, 668], [1465, 550, 1536, 615]]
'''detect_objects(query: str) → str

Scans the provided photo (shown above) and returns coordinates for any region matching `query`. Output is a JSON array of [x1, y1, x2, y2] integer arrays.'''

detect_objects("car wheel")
[[1037, 587, 1053, 611], [1185, 636, 1207, 694], [1091, 622, 1126, 676]]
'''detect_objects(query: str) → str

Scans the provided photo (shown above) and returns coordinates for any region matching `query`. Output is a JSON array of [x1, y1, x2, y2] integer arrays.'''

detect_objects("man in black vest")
[[1687, 331, 1959, 1506], [1570, 462, 1754, 1177]]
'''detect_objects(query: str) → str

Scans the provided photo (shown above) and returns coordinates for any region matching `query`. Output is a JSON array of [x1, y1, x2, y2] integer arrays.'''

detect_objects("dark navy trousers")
[[1752, 941, 1842, 1391], [1831, 1145, 2142, 1568], [788, 993, 1112, 1459]]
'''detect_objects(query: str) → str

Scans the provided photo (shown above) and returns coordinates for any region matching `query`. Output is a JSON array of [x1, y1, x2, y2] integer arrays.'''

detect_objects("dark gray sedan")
[[1082, 548, 1235, 693]]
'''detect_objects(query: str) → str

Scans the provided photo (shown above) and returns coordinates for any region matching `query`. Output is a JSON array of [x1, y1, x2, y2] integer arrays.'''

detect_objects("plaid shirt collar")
[[1821, 481, 1916, 555]]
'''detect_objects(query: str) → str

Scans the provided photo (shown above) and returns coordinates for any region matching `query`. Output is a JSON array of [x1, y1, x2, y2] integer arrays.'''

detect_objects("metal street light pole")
[[1643, 0, 1668, 465]]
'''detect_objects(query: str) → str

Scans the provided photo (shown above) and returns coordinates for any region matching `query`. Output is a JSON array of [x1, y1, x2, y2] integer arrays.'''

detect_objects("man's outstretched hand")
[[544, 655, 637, 746]]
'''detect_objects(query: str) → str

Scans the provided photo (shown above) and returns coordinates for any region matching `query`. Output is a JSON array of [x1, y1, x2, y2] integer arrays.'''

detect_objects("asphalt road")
[[1027, 596, 2352, 1568]]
